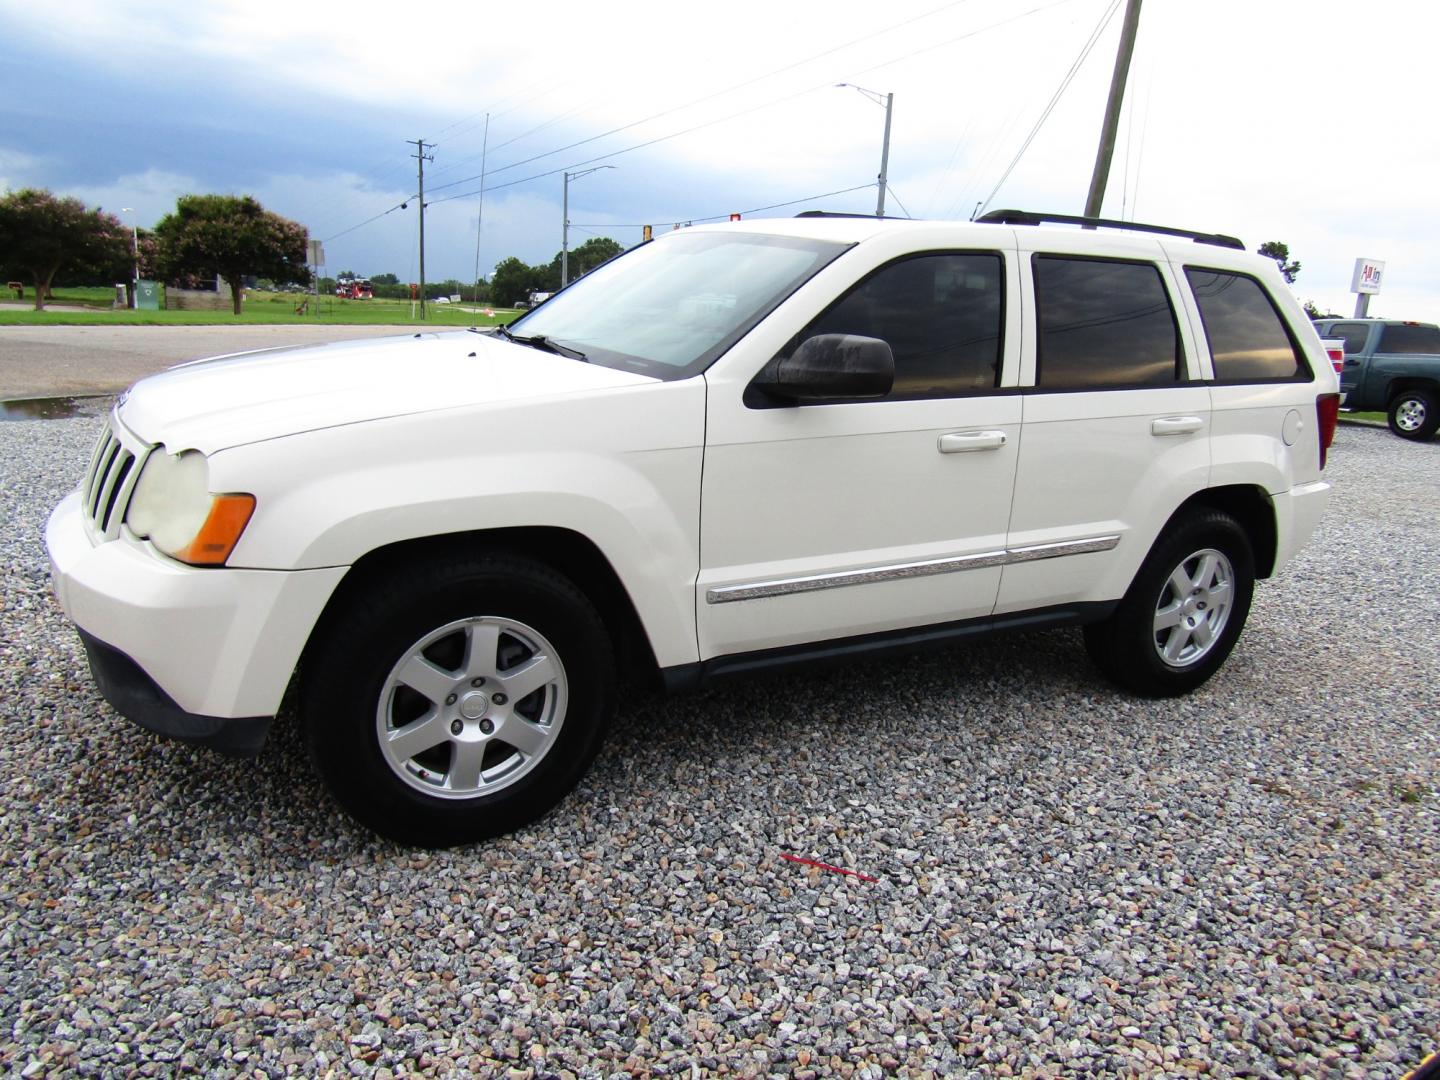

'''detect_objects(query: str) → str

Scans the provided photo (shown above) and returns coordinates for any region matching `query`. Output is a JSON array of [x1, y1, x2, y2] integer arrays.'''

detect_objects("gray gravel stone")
[[0, 417, 1436, 1077]]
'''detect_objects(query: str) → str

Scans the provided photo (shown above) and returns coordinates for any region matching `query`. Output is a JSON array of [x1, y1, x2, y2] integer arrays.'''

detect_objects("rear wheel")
[[301, 552, 615, 846], [1387, 388, 1439, 441], [1084, 510, 1255, 697]]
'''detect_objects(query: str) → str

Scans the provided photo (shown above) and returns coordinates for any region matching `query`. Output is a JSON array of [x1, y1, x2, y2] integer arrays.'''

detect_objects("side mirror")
[[752, 333, 895, 404]]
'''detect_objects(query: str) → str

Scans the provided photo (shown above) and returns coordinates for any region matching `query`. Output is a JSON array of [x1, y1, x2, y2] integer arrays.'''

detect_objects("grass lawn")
[[1341, 410, 1386, 425], [0, 289, 518, 327]]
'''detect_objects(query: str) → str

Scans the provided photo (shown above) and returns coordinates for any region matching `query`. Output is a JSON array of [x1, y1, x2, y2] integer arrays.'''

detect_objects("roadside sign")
[[1351, 258, 1384, 294]]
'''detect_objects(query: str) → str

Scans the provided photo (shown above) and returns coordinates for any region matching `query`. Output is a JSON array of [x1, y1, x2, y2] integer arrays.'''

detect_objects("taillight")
[[1317, 393, 1340, 468], [1326, 346, 1343, 374]]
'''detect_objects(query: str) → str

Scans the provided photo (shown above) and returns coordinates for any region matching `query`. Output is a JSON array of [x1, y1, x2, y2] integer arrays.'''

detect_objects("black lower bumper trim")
[[77, 629, 272, 758]]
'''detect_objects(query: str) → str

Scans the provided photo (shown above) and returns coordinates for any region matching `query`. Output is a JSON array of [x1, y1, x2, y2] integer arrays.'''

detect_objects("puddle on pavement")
[[0, 395, 114, 421]]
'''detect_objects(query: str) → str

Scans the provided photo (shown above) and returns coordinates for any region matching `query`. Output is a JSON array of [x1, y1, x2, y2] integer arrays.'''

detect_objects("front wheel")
[[1084, 510, 1256, 697], [1387, 389, 1439, 441], [301, 552, 615, 846]]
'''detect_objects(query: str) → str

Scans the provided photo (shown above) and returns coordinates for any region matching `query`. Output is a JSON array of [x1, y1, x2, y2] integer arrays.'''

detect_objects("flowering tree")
[[0, 189, 131, 310], [153, 194, 309, 315]]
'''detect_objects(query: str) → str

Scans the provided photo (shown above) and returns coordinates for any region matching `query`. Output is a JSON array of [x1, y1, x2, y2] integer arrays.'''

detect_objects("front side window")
[[1033, 256, 1181, 389], [509, 232, 849, 379], [788, 252, 1004, 400], [1376, 324, 1440, 354], [1186, 268, 1307, 381]]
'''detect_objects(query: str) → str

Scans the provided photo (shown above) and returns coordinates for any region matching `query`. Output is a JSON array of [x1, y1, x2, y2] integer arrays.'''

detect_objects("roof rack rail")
[[975, 209, 1244, 251], [794, 210, 881, 220]]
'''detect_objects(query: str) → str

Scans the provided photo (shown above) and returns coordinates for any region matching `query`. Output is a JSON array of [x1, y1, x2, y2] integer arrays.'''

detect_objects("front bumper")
[[77, 629, 270, 757], [46, 491, 347, 750]]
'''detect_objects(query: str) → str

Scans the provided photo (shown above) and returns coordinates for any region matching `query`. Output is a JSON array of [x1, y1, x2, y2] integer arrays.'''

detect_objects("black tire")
[[1387, 388, 1439, 441], [1083, 509, 1255, 697], [301, 552, 615, 846]]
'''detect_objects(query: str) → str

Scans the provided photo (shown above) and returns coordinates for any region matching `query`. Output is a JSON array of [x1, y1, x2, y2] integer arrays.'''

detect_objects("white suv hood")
[[118, 330, 658, 454]]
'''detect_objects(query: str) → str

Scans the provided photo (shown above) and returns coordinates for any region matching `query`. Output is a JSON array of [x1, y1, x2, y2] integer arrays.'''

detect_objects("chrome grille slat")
[[81, 417, 149, 542], [89, 438, 121, 519]]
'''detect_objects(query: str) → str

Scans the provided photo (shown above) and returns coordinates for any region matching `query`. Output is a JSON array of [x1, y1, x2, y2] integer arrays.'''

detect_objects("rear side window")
[[1327, 322, 1372, 354], [1376, 324, 1440, 354], [1033, 256, 1181, 389], [800, 252, 1004, 399], [1186, 268, 1308, 381]]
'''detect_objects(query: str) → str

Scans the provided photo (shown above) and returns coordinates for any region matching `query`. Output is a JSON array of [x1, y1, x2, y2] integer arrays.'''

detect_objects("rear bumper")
[[78, 629, 270, 757], [1271, 479, 1331, 574]]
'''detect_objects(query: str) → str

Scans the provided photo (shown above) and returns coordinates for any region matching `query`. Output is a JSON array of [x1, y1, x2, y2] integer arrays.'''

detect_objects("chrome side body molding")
[[706, 535, 1121, 604]]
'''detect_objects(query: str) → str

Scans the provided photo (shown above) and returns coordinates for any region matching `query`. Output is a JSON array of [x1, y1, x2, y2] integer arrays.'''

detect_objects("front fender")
[[210, 381, 706, 668]]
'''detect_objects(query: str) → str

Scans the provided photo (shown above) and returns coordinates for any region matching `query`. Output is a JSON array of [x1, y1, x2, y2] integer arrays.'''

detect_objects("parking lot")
[[0, 325, 421, 399], [1, 413, 1435, 1076]]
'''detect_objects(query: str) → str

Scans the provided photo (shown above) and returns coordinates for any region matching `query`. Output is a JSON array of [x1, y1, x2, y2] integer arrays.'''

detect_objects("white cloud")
[[5, 0, 1440, 316]]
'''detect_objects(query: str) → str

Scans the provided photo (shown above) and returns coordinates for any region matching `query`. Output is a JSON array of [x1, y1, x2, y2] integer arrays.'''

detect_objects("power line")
[[568, 182, 878, 229], [322, 199, 413, 243], [422, 0, 980, 199], [427, 1, 1074, 213], [884, 183, 915, 219], [976, 0, 1122, 216], [319, 0, 1076, 244]]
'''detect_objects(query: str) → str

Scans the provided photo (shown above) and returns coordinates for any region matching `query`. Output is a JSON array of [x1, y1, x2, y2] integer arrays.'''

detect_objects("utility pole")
[[1083, 0, 1142, 220], [876, 92, 893, 218], [561, 166, 615, 288], [408, 138, 434, 318], [836, 84, 894, 218]]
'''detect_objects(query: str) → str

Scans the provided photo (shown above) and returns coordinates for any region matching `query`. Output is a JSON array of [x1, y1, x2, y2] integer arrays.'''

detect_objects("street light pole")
[[561, 166, 615, 287], [121, 207, 138, 308], [837, 84, 894, 218]]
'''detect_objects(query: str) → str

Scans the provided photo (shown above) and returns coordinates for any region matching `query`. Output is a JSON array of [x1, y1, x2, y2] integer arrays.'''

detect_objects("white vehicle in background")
[[46, 210, 1339, 845]]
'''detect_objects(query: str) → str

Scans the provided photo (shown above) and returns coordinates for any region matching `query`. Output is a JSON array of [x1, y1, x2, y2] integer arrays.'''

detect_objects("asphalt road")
[[0, 325, 422, 399]]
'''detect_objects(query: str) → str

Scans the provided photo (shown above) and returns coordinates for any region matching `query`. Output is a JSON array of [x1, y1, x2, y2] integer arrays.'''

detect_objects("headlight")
[[126, 447, 255, 566]]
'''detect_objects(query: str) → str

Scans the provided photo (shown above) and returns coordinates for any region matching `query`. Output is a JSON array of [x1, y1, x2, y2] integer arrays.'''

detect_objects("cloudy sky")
[[3, 0, 1438, 317]]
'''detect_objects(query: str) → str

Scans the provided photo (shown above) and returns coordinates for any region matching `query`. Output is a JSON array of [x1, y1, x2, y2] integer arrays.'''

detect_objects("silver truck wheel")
[[376, 616, 568, 800]]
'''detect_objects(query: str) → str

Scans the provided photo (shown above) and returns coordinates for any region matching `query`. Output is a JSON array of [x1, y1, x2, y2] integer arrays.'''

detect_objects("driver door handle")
[[938, 430, 1008, 453]]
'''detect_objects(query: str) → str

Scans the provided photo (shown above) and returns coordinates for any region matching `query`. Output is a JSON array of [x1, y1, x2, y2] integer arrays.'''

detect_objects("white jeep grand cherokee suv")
[[46, 210, 1340, 845]]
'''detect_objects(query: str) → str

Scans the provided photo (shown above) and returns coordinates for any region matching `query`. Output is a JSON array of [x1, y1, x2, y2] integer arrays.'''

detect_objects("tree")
[[491, 256, 545, 308], [1257, 241, 1300, 284], [372, 272, 399, 286], [0, 189, 131, 310], [545, 237, 625, 285], [1303, 299, 1342, 320], [153, 194, 310, 315]]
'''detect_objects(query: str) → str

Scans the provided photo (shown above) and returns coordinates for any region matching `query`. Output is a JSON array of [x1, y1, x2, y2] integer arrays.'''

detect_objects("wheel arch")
[[300, 526, 661, 688], [1385, 376, 1440, 403], [1167, 485, 1278, 579]]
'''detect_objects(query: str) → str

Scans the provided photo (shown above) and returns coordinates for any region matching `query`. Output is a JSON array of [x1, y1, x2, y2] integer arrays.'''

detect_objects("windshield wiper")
[[490, 324, 588, 361]]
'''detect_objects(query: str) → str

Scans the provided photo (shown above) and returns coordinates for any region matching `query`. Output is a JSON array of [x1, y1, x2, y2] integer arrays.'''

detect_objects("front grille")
[[81, 417, 147, 541]]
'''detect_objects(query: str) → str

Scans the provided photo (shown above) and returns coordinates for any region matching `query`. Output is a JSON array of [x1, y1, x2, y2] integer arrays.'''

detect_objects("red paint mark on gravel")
[[781, 853, 879, 882]]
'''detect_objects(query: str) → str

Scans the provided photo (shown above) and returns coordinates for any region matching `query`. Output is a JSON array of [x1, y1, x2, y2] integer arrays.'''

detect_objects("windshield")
[[507, 231, 850, 378]]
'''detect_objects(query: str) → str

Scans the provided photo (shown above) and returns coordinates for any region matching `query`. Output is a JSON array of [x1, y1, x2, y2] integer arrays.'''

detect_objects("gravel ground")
[[1, 419, 1436, 1078]]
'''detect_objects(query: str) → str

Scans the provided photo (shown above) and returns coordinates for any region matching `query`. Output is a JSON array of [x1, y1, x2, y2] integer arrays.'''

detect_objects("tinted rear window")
[[1033, 256, 1181, 389], [1186, 268, 1307, 381], [1377, 324, 1440, 354]]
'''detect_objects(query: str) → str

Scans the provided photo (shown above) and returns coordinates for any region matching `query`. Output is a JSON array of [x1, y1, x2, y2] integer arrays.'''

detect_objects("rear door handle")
[[1151, 416, 1203, 437], [938, 430, 1008, 453]]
